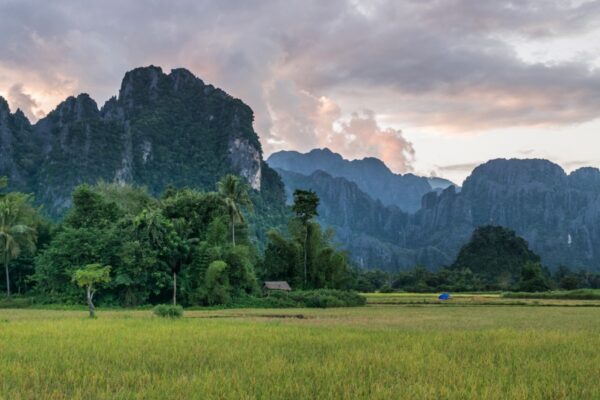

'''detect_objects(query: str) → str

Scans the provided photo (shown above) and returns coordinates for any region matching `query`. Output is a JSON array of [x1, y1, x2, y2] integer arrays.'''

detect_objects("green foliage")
[[0, 191, 39, 296], [217, 174, 253, 246], [261, 222, 351, 290], [288, 289, 366, 308], [452, 226, 540, 287], [72, 264, 111, 288], [0, 296, 34, 309], [202, 260, 231, 305], [206, 289, 366, 309], [292, 189, 319, 224], [502, 289, 600, 300], [153, 304, 184, 318], [514, 261, 553, 292]]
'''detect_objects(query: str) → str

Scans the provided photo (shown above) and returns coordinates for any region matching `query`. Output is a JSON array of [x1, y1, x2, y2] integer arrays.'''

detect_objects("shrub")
[[0, 296, 34, 309], [203, 260, 231, 305], [153, 304, 184, 318], [379, 284, 394, 293]]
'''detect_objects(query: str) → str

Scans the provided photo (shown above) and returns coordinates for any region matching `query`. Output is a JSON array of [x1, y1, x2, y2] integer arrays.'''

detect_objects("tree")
[[217, 175, 253, 246], [72, 264, 111, 318], [515, 261, 552, 292], [133, 209, 182, 305], [203, 260, 231, 305], [0, 193, 37, 297], [451, 225, 540, 289], [292, 189, 319, 285]]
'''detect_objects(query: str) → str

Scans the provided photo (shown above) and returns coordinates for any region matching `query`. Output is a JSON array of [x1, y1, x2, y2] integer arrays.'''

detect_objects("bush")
[[379, 284, 394, 293], [0, 296, 35, 309], [203, 260, 231, 305], [153, 304, 184, 318]]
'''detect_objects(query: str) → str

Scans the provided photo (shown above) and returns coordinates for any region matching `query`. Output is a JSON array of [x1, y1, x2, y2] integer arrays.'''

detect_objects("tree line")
[[0, 175, 353, 307], [355, 226, 600, 293]]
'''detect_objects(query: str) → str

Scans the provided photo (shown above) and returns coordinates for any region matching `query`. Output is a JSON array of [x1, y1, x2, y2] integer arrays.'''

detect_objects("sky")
[[1, 0, 600, 184]]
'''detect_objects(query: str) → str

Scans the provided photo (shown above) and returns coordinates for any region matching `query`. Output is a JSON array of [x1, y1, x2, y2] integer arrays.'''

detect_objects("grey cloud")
[[7, 83, 41, 121], [1, 0, 600, 166]]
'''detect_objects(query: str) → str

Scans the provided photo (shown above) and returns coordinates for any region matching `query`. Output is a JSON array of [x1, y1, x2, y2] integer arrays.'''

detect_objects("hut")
[[263, 281, 292, 295]]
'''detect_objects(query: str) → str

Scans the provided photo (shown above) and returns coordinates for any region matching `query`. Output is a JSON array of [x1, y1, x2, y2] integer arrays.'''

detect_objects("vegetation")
[[153, 304, 184, 318], [451, 225, 542, 288], [0, 305, 598, 399], [217, 174, 253, 246], [291, 189, 319, 285], [0, 182, 38, 297], [0, 175, 359, 309], [72, 264, 112, 318], [502, 289, 600, 300]]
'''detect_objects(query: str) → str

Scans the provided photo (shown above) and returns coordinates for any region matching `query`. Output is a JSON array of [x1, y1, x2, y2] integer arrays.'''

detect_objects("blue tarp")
[[438, 293, 451, 300]]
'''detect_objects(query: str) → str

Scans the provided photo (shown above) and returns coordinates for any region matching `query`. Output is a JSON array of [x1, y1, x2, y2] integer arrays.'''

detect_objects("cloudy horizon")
[[1, 0, 600, 184]]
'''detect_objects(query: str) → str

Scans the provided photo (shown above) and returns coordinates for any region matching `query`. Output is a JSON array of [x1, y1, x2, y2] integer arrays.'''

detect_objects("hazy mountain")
[[0, 66, 285, 217], [275, 157, 600, 271], [405, 159, 600, 270], [267, 148, 451, 212]]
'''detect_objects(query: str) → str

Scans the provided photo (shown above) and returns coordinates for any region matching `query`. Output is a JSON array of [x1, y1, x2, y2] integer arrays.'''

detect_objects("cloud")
[[7, 84, 43, 121], [266, 80, 414, 171], [437, 162, 483, 173], [1, 0, 600, 167]]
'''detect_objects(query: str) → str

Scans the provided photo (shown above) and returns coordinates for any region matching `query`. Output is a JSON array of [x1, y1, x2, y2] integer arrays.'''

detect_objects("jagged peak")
[[12, 108, 31, 126], [49, 93, 99, 122], [0, 95, 9, 112], [118, 65, 164, 101]]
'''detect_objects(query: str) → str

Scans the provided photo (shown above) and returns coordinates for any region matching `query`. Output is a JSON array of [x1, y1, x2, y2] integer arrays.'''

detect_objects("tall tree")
[[217, 175, 253, 246], [0, 192, 37, 297], [292, 189, 319, 286]]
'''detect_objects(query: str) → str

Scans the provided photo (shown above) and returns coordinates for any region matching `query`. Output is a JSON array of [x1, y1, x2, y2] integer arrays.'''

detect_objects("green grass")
[[1, 304, 599, 399], [502, 289, 600, 300], [363, 292, 600, 306]]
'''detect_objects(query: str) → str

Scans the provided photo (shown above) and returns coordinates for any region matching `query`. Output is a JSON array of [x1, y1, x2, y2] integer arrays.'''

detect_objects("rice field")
[[1, 300, 599, 399]]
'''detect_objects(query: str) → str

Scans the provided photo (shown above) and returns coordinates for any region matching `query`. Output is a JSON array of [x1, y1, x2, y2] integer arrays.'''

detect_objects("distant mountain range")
[[268, 148, 454, 212], [269, 150, 600, 272]]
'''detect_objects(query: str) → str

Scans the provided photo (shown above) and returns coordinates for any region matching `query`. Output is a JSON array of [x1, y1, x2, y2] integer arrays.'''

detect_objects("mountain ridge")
[[274, 153, 600, 271], [267, 148, 454, 213]]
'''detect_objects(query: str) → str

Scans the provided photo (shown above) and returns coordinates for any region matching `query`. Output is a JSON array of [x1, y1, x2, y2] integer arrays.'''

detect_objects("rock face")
[[267, 148, 448, 213], [275, 157, 600, 272], [408, 159, 600, 270], [0, 66, 281, 217]]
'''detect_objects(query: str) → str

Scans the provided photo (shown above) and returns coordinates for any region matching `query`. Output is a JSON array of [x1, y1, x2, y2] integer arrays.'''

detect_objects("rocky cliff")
[[408, 159, 600, 270], [0, 66, 284, 217]]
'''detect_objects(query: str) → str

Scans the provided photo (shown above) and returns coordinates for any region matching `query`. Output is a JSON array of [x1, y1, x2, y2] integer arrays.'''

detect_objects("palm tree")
[[0, 193, 37, 297], [217, 175, 253, 246]]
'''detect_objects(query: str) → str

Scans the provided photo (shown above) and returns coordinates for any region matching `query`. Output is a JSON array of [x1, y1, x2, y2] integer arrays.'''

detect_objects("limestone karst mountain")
[[0, 66, 285, 218]]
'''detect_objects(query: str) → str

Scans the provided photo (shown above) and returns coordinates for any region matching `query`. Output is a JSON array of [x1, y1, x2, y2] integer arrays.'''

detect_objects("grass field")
[[1, 298, 599, 399], [364, 292, 600, 306]]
